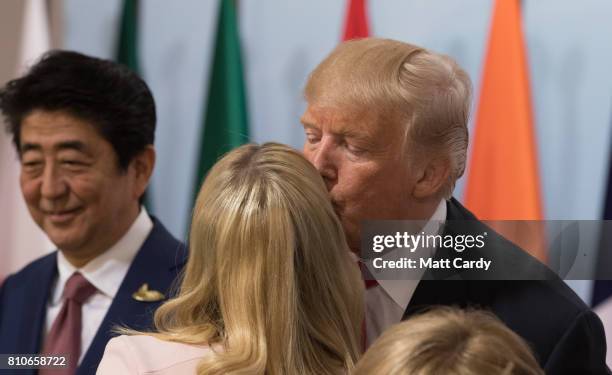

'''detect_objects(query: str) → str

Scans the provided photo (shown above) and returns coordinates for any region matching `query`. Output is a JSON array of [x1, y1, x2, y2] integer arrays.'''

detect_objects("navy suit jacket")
[[0, 217, 187, 375], [403, 198, 610, 374]]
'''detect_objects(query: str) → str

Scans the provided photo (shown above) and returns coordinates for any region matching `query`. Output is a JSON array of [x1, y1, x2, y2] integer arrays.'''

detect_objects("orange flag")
[[464, 0, 546, 260], [342, 0, 369, 40]]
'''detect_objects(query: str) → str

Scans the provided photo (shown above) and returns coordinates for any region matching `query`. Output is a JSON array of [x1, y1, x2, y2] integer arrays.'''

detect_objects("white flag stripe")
[[1, 0, 54, 278], [17, 0, 51, 74]]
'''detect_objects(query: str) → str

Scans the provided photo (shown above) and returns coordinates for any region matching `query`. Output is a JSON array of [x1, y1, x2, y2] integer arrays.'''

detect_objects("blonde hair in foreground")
[[305, 37, 472, 198], [354, 307, 544, 375], [151, 143, 363, 374]]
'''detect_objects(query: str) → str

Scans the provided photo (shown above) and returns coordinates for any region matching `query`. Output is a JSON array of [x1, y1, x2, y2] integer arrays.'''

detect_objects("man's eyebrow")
[[338, 129, 371, 142], [20, 143, 42, 153], [300, 122, 372, 143], [301, 122, 319, 130], [299, 115, 316, 126], [54, 140, 89, 153]]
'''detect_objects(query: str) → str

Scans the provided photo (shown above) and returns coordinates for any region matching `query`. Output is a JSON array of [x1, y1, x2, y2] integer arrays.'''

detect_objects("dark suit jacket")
[[402, 198, 610, 374], [0, 217, 187, 375]]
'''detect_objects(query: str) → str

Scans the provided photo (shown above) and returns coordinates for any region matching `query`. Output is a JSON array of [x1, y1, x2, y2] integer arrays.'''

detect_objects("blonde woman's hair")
[[304, 38, 472, 198], [354, 307, 544, 375], [150, 143, 363, 374]]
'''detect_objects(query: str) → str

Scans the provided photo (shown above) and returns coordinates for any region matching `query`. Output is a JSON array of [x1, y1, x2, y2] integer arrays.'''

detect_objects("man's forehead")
[[302, 103, 397, 140], [20, 110, 101, 152], [302, 105, 355, 123]]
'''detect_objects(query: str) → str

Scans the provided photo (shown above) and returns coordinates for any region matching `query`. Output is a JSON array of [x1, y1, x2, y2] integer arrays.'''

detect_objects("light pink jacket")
[[96, 335, 212, 374]]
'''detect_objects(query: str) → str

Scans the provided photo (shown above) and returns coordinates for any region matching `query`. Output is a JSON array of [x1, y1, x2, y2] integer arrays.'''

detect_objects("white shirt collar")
[[371, 198, 447, 310], [51, 207, 154, 304]]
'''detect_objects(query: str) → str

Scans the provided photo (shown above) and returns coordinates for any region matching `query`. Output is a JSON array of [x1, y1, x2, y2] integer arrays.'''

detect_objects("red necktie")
[[40, 272, 97, 375]]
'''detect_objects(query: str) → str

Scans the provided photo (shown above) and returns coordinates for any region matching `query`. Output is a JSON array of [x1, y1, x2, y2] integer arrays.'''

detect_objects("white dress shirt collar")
[[373, 198, 447, 310], [51, 207, 154, 304]]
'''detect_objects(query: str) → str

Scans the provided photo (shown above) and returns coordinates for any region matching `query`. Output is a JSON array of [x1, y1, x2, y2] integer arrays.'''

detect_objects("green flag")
[[116, 0, 152, 210], [194, 0, 249, 199], [117, 0, 140, 73]]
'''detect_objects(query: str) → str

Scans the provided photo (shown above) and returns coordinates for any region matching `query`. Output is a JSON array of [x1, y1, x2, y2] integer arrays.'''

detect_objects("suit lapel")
[[403, 279, 471, 319], [15, 253, 57, 375], [78, 218, 186, 375], [403, 198, 475, 319]]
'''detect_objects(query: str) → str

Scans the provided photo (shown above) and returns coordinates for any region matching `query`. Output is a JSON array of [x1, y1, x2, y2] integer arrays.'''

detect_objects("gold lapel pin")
[[132, 283, 165, 302]]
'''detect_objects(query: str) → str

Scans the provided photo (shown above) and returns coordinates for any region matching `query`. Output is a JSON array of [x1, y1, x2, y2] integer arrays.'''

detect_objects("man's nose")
[[40, 164, 68, 200], [311, 138, 338, 187]]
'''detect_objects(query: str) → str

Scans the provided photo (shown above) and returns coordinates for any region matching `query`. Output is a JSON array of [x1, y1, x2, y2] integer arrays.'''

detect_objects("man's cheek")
[[20, 185, 40, 207], [302, 146, 315, 162], [69, 178, 102, 200]]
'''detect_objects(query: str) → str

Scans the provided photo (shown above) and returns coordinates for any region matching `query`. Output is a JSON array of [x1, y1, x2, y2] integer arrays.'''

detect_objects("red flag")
[[464, 0, 546, 260], [342, 0, 369, 40]]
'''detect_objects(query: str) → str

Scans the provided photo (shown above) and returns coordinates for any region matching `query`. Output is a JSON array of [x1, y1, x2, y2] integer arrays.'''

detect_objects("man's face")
[[19, 110, 141, 260], [301, 104, 421, 252]]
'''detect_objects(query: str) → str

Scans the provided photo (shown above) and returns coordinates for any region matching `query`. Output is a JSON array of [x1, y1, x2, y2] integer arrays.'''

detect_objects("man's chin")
[[342, 225, 361, 254], [332, 208, 361, 250], [43, 225, 83, 250]]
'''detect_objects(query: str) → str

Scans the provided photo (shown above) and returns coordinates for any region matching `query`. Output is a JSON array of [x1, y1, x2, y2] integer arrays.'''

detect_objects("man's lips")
[[43, 207, 83, 224]]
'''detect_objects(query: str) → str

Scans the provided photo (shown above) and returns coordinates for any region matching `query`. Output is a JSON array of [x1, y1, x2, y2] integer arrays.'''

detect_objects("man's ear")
[[130, 145, 156, 199], [412, 157, 450, 199]]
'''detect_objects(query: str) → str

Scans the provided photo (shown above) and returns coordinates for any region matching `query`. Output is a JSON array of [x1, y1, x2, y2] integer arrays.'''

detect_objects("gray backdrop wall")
[[63, 0, 612, 301]]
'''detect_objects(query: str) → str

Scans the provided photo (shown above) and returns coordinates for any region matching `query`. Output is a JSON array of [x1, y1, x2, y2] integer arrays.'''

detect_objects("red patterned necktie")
[[40, 272, 97, 375]]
